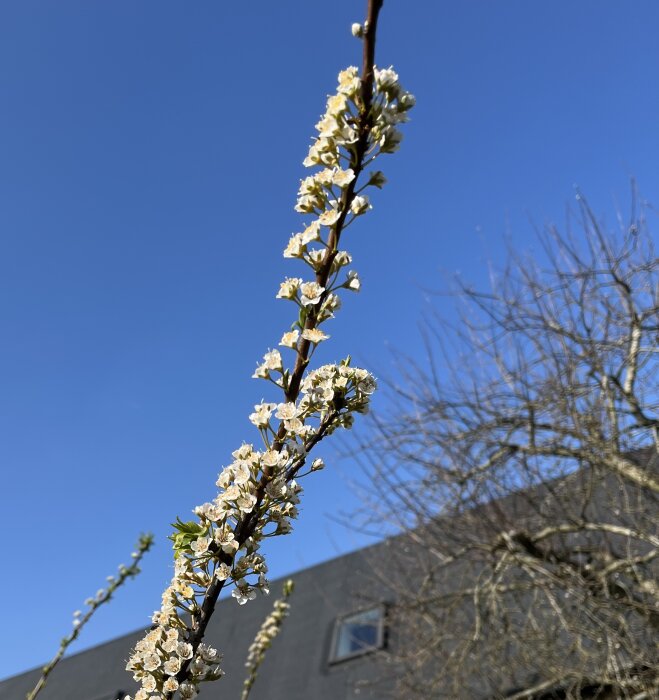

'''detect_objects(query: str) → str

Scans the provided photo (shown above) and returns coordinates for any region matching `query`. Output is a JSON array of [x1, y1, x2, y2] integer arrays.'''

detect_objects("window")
[[330, 605, 385, 663]]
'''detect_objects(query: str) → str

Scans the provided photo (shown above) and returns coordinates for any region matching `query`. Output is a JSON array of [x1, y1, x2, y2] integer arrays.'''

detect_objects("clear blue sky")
[[2, 0, 658, 680]]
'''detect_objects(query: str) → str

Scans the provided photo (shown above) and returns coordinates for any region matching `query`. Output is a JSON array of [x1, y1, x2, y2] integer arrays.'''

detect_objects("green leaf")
[[171, 517, 206, 535], [169, 518, 208, 558]]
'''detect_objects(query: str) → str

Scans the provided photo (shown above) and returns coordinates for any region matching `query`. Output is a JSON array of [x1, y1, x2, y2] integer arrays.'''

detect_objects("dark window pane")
[[333, 607, 383, 660]]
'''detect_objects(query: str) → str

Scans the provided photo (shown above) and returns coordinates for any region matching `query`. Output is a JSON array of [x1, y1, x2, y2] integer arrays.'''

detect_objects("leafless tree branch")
[[356, 190, 659, 699]]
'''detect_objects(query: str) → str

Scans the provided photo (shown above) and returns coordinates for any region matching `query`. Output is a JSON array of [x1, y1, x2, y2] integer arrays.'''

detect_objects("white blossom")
[[190, 537, 210, 556], [252, 349, 283, 379], [375, 66, 399, 90], [233, 461, 251, 485], [319, 204, 342, 226], [214, 528, 237, 553], [177, 642, 194, 660], [179, 682, 198, 699], [350, 195, 370, 215], [164, 657, 181, 675], [333, 168, 355, 188], [300, 220, 321, 244], [215, 563, 231, 580], [337, 66, 360, 97], [302, 328, 330, 343], [276, 277, 302, 299], [261, 448, 288, 469], [232, 585, 257, 605], [283, 233, 306, 258], [164, 677, 179, 693], [142, 653, 160, 672], [346, 270, 361, 291], [279, 330, 299, 348], [249, 402, 276, 428], [142, 675, 157, 693], [326, 93, 348, 117], [299, 281, 325, 307], [236, 493, 257, 513]]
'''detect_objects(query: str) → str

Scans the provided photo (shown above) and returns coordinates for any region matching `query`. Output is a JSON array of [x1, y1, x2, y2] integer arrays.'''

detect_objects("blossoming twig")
[[125, 0, 414, 697], [26, 533, 154, 700], [240, 579, 294, 700]]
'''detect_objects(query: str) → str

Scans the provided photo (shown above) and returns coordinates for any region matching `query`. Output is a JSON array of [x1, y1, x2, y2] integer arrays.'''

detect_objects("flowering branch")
[[26, 533, 154, 700], [125, 1, 414, 697], [240, 579, 294, 700]]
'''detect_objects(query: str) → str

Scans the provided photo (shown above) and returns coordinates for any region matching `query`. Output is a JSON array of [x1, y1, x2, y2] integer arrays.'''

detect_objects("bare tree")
[[358, 190, 659, 699]]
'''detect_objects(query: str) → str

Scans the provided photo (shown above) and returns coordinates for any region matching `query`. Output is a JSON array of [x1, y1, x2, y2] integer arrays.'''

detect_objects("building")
[[0, 540, 396, 700], [3, 450, 657, 699]]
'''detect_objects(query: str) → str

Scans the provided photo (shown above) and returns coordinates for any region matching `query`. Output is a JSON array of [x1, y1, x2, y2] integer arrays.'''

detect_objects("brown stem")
[[166, 2, 384, 696]]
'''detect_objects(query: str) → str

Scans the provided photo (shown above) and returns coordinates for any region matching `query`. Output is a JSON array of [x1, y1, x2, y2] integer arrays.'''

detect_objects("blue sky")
[[2, 0, 658, 680]]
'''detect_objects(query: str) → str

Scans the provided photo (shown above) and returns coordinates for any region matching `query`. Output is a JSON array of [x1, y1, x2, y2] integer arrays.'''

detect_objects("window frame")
[[328, 604, 386, 664]]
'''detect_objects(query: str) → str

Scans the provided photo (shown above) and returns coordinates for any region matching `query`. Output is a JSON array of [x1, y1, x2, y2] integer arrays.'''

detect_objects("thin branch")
[[26, 533, 154, 700]]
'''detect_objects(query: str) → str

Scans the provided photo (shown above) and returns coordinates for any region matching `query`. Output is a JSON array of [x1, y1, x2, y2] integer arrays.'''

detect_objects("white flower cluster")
[[244, 598, 290, 669], [126, 59, 412, 700], [241, 579, 294, 700], [303, 64, 413, 172], [126, 628, 222, 699], [283, 65, 414, 297], [125, 368, 374, 697]]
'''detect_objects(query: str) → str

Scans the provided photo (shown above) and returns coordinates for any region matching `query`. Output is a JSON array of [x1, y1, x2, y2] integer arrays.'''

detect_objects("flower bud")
[[311, 458, 325, 472], [368, 171, 387, 189], [350, 195, 370, 216]]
